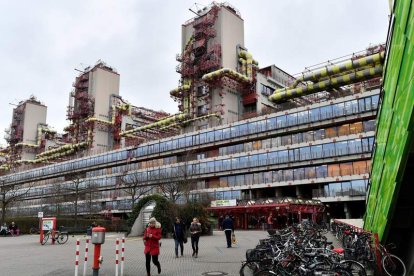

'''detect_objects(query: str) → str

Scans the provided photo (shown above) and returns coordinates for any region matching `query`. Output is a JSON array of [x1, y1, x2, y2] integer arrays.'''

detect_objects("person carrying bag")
[[143, 217, 162, 276], [172, 217, 186, 258]]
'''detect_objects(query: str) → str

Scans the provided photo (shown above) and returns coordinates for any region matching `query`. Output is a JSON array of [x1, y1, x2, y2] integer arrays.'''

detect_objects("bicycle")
[[29, 226, 40, 235], [378, 244, 406, 276], [41, 226, 69, 245]]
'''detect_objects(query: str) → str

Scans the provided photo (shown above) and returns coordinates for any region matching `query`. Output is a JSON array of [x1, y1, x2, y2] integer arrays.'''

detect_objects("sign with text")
[[42, 219, 54, 231], [211, 199, 237, 207], [37, 212, 43, 218]]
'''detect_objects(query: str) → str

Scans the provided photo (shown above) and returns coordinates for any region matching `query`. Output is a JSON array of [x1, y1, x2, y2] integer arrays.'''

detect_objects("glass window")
[[368, 137, 375, 151], [363, 120, 376, 132], [248, 122, 258, 134], [266, 117, 277, 130], [309, 108, 320, 122], [320, 105, 333, 120], [236, 175, 245, 186], [304, 131, 314, 142], [276, 115, 287, 128], [300, 147, 311, 160], [222, 159, 231, 170], [297, 110, 309, 124], [253, 172, 263, 184], [222, 128, 231, 139], [335, 141, 348, 155], [345, 100, 358, 115], [239, 124, 248, 135], [231, 158, 240, 170], [273, 170, 283, 182], [223, 191, 232, 200], [329, 183, 342, 197], [245, 174, 253, 185], [271, 137, 281, 147], [258, 153, 268, 166], [232, 190, 242, 199], [278, 150, 289, 163], [284, 169, 293, 181], [349, 139, 362, 154], [359, 98, 366, 112], [314, 129, 325, 140], [239, 156, 249, 168], [342, 182, 351, 196], [199, 133, 207, 144], [267, 152, 278, 165], [264, 171, 272, 183], [292, 133, 303, 144], [206, 131, 215, 142], [305, 167, 316, 179], [281, 135, 292, 146], [311, 145, 323, 159], [228, 176, 236, 187], [249, 155, 259, 166], [372, 95, 379, 109], [362, 138, 370, 152], [351, 180, 367, 196], [333, 102, 344, 117], [294, 168, 305, 180], [323, 143, 335, 157], [287, 113, 297, 126], [214, 130, 223, 141]]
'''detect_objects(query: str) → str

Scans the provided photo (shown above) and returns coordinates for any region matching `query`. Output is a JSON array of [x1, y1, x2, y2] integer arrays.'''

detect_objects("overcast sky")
[[0, 0, 390, 146]]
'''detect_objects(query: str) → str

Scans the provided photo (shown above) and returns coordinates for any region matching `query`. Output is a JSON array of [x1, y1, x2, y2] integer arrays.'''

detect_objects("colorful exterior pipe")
[[289, 51, 385, 89], [15, 125, 56, 148], [170, 84, 191, 97], [120, 113, 189, 136], [269, 64, 383, 103], [202, 68, 250, 83], [159, 113, 221, 130], [36, 141, 88, 159]]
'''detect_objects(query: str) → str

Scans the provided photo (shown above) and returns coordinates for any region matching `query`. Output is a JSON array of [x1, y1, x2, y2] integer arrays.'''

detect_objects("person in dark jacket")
[[189, 217, 202, 258], [143, 217, 162, 276], [222, 215, 234, 248], [172, 217, 186, 258]]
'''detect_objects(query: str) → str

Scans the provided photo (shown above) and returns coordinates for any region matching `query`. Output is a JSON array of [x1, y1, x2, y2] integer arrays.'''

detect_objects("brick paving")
[[0, 230, 269, 276]]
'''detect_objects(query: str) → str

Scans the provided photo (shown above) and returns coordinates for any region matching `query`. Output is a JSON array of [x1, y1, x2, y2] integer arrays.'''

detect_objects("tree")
[[62, 173, 92, 227], [120, 170, 154, 209], [157, 151, 195, 203], [0, 182, 33, 224]]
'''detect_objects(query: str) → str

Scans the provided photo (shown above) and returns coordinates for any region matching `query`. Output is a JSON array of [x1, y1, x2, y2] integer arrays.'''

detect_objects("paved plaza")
[[0, 230, 270, 276]]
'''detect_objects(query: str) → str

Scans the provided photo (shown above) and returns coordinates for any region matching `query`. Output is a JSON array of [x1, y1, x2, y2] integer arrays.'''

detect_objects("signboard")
[[37, 212, 43, 218], [211, 199, 237, 207], [42, 219, 54, 231]]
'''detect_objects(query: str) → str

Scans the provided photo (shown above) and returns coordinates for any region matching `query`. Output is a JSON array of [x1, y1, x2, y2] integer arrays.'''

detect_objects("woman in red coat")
[[143, 217, 162, 276]]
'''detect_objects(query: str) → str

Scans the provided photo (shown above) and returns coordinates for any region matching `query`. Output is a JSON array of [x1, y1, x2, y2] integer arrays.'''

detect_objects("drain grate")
[[202, 272, 228, 276]]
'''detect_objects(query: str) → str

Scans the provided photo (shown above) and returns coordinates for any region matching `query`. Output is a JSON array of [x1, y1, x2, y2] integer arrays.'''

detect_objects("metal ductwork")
[[269, 64, 383, 103]]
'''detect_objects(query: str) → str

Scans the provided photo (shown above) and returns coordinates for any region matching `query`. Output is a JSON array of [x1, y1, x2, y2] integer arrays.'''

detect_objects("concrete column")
[[275, 188, 283, 198], [344, 202, 351, 219], [249, 189, 253, 200], [295, 186, 303, 198]]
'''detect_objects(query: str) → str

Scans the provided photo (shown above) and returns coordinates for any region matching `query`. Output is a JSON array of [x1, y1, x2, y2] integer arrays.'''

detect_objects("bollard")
[[120, 237, 125, 276], [75, 239, 80, 276], [115, 238, 119, 276], [83, 239, 90, 276]]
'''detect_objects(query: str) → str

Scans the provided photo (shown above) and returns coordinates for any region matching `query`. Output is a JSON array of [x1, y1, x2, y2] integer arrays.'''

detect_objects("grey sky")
[[0, 0, 390, 146]]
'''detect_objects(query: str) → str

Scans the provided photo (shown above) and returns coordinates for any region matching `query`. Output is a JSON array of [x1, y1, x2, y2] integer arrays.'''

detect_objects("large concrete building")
[[0, 3, 384, 228]]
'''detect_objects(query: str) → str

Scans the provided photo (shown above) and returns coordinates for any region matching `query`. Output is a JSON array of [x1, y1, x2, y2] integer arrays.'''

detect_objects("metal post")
[[115, 238, 119, 276], [83, 239, 89, 276], [120, 237, 125, 276], [75, 239, 80, 276]]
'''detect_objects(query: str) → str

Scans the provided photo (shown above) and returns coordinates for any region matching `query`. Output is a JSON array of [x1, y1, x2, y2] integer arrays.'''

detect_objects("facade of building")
[[0, 3, 384, 227]]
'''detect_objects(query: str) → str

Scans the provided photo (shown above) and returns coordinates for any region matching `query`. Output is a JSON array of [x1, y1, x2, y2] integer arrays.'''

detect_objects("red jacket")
[[143, 223, 162, 255]]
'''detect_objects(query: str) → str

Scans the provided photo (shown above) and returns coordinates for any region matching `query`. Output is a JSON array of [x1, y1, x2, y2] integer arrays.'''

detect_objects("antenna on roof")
[[189, 2, 207, 16]]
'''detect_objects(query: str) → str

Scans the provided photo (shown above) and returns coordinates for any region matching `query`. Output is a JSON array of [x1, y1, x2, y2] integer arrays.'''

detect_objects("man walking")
[[222, 215, 234, 248]]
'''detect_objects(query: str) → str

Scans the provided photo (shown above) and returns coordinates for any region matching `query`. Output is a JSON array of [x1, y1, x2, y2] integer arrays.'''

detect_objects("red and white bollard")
[[83, 239, 90, 276], [115, 238, 119, 276], [121, 237, 125, 276], [75, 239, 80, 276]]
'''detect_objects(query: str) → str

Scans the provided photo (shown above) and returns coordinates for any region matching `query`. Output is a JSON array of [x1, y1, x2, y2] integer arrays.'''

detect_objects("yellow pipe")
[[289, 51, 385, 89], [159, 113, 220, 130], [202, 68, 250, 83], [15, 125, 56, 148], [269, 64, 383, 103], [239, 58, 246, 75], [120, 113, 189, 136], [170, 84, 191, 97]]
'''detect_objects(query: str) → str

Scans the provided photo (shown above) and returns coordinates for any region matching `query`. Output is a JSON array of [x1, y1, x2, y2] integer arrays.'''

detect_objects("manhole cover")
[[202, 272, 228, 276]]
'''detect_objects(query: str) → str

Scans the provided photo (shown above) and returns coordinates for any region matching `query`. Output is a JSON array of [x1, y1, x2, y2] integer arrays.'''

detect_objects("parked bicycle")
[[41, 226, 69, 245]]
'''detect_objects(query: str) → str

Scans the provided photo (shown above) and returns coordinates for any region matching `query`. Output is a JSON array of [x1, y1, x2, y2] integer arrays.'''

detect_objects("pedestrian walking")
[[222, 215, 234, 248], [143, 217, 162, 276], [189, 217, 201, 258], [172, 217, 186, 258], [267, 214, 273, 230]]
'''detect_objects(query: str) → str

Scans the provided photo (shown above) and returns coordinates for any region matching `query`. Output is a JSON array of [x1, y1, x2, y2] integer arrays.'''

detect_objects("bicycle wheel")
[[41, 233, 49, 245], [57, 232, 69, 244], [253, 269, 276, 276], [382, 254, 406, 276], [29, 227, 38, 235], [240, 261, 259, 276], [340, 260, 367, 276]]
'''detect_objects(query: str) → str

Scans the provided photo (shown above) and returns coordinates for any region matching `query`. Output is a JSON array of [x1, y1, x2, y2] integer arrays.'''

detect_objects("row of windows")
[[2, 93, 379, 184], [219, 120, 376, 156], [23, 136, 374, 199], [199, 160, 371, 189], [313, 180, 368, 198]]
